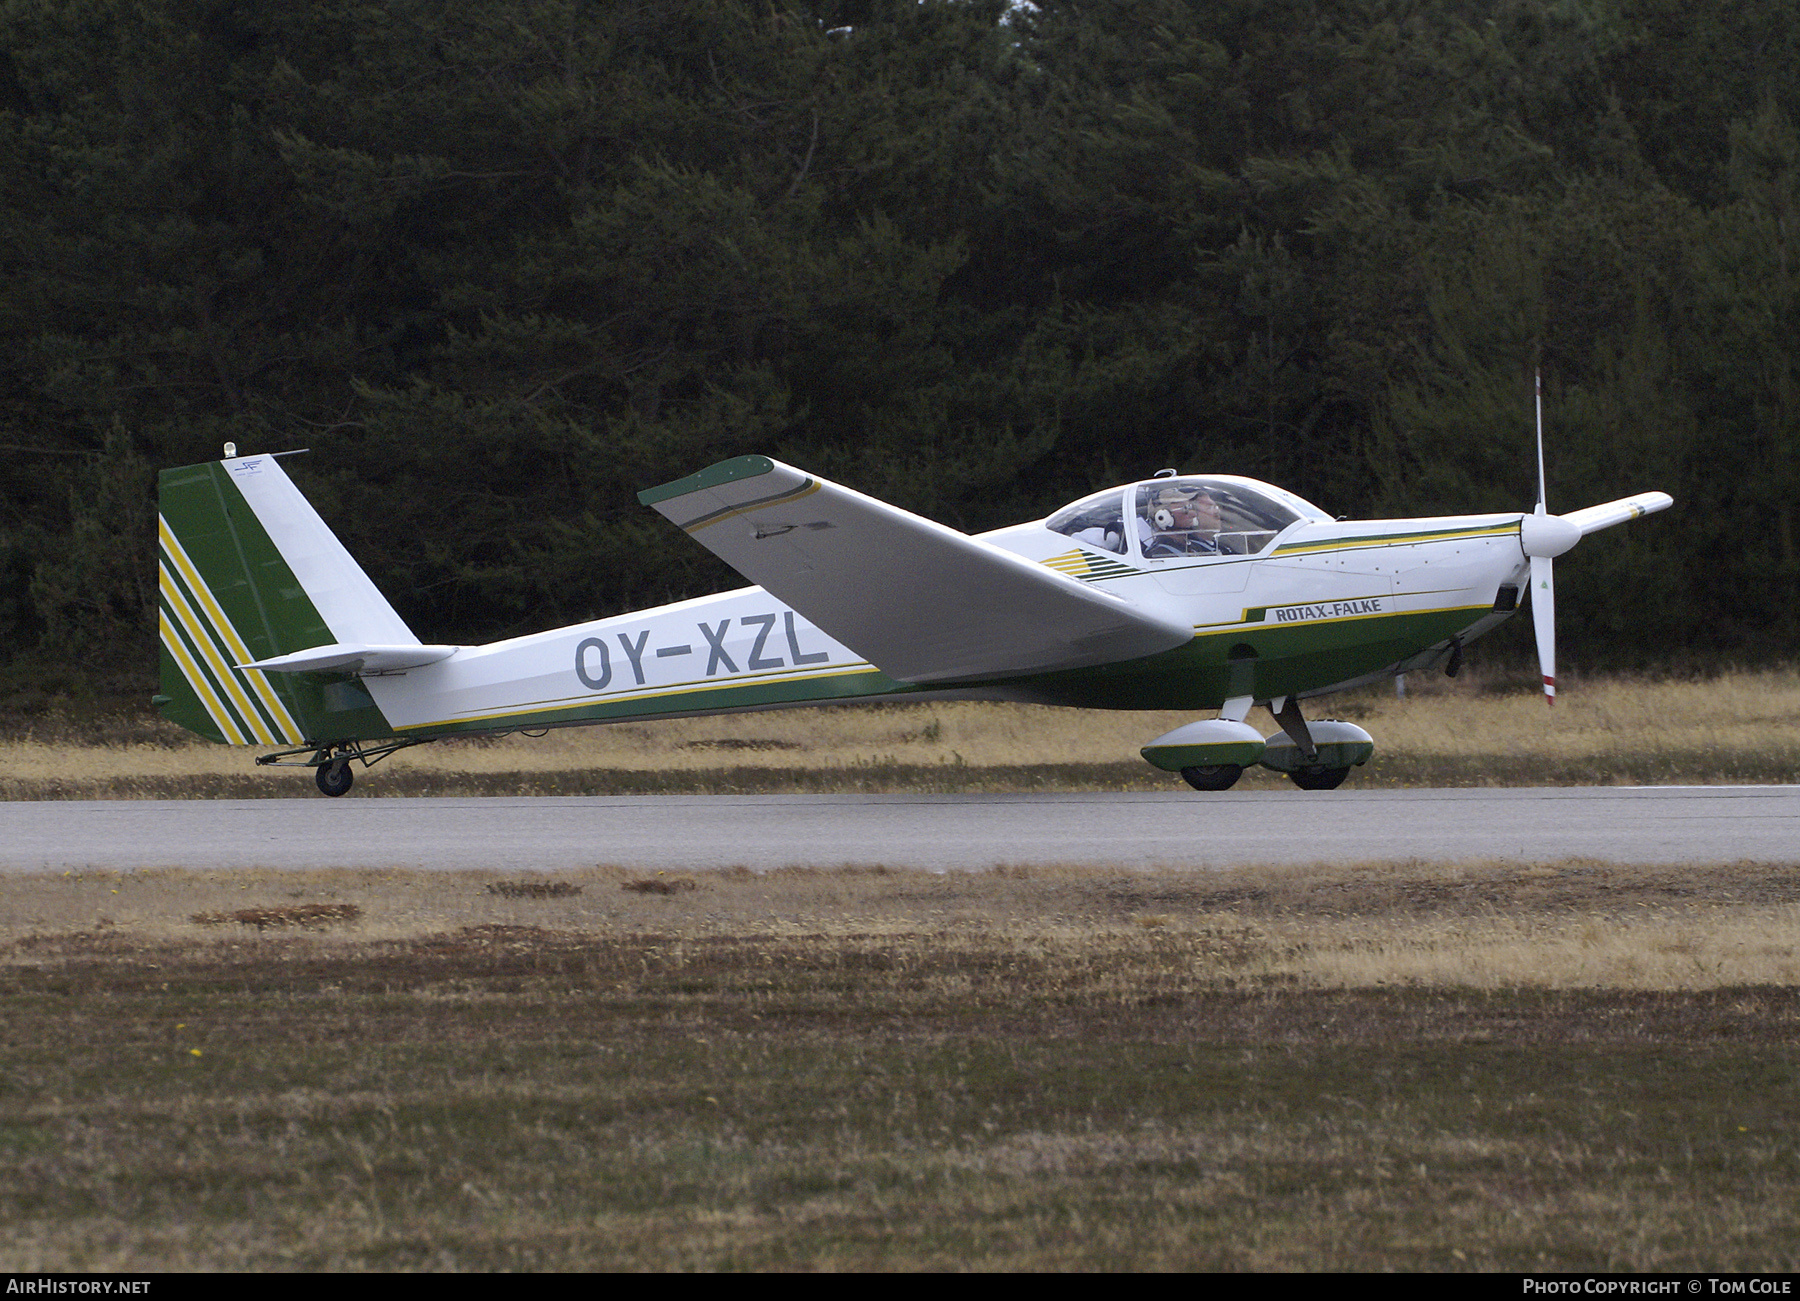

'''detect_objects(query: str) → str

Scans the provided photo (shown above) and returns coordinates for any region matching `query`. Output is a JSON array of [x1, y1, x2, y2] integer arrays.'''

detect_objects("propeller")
[[1528, 552, 1557, 703], [1518, 371, 1581, 705]]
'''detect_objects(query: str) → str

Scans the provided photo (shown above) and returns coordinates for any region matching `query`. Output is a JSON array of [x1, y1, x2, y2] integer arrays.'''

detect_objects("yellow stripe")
[[396, 663, 887, 732], [1041, 550, 1136, 580], [159, 609, 250, 745], [1191, 599, 1492, 632], [682, 480, 822, 534], [157, 517, 303, 742], [1273, 523, 1518, 558], [158, 558, 277, 744], [241, 669, 302, 743]]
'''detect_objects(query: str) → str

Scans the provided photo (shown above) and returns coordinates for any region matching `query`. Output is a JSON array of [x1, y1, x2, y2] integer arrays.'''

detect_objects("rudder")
[[156, 454, 414, 746]]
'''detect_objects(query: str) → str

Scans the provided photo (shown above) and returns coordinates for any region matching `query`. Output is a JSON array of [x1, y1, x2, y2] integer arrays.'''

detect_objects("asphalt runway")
[[2, 786, 1795, 873]]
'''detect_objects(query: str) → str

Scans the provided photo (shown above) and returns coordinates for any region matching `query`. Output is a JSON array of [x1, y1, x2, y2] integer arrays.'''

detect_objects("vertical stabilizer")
[[156, 454, 414, 745]]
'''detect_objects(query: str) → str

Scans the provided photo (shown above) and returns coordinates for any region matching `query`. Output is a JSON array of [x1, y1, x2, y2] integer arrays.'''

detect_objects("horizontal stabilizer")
[[1562, 492, 1673, 537], [239, 644, 460, 675], [640, 457, 1193, 683]]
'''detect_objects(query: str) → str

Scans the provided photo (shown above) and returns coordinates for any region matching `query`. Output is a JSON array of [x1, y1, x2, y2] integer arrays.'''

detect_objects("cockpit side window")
[[1134, 478, 1302, 559], [1045, 489, 1127, 555]]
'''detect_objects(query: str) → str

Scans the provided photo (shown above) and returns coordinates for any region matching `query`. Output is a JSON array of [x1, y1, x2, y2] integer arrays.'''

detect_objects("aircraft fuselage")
[[340, 509, 1528, 742]]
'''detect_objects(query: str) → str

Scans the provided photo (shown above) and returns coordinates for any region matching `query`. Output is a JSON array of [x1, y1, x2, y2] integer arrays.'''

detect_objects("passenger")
[[1071, 523, 1123, 552]]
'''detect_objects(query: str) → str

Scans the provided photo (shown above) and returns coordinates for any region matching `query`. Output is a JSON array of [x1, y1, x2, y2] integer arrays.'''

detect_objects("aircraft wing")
[[639, 457, 1193, 683]]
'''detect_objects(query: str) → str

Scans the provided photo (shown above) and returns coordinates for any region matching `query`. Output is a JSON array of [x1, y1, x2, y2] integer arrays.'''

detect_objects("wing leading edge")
[[640, 457, 1193, 684]]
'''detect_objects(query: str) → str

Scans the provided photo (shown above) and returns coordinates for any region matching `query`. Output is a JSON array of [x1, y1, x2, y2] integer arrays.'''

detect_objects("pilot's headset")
[[1152, 488, 1190, 531]]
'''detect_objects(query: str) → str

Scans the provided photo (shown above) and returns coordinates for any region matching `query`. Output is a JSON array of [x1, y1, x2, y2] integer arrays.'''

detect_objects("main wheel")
[[315, 759, 354, 797], [1289, 764, 1349, 791], [1180, 763, 1243, 792]]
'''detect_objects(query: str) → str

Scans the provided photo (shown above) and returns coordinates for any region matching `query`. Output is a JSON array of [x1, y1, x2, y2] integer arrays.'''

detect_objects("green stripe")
[[399, 664, 913, 737], [1007, 605, 1498, 712], [393, 603, 1503, 740], [1273, 521, 1518, 555], [157, 562, 256, 737], [158, 614, 235, 742], [157, 551, 291, 741], [158, 594, 257, 742], [637, 455, 777, 507], [157, 638, 230, 744]]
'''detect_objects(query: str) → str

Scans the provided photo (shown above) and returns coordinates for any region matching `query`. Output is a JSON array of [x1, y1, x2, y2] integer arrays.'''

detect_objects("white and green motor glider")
[[156, 451, 1670, 795]]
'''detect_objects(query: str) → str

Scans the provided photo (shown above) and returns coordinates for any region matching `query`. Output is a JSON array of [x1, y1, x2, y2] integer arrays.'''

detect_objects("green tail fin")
[[156, 455, 406, 746]]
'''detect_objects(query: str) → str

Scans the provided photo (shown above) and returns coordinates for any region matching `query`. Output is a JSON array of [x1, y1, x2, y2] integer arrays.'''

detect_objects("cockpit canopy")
[[1045, 475, 1328, 558]]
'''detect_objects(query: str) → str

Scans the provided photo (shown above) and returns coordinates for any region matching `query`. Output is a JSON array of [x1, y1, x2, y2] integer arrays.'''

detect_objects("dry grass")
[[4, 859, 1800, 1270], [5, 666, 1800, 797], [1348, 664, 1800, 769], [9, 857, 1799, 991]]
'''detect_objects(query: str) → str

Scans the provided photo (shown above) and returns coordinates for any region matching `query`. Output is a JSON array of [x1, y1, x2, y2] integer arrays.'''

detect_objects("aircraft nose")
[[1519, 512, 1581, 559]]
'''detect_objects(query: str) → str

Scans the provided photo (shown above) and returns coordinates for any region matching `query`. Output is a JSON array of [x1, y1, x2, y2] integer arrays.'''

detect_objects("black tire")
[[316, 760, 354, 797], [1179, 763, 1243, 792], [1289, 764, 1349, 791]]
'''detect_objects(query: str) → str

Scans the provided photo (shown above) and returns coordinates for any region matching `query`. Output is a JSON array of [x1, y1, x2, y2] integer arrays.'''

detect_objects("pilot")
[[1143, 486, 1222, 555], [1180, 490, 1223, 551], [1138, 485, 1183, 553]]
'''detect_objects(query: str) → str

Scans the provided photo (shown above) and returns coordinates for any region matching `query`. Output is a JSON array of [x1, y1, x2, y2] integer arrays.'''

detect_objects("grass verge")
[[6, 668, 1800, 797], [4, 858, 1798, 1270]]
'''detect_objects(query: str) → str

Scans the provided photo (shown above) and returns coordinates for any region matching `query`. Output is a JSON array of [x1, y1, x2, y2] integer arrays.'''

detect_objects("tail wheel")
[[1180, 763, 1243, 792], [1289, 764, 1349, 791], [315, 760, 354, 797]]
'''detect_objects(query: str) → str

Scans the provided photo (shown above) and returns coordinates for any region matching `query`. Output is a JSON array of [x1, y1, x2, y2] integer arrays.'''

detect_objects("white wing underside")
[[642, 458, 1193, 684]]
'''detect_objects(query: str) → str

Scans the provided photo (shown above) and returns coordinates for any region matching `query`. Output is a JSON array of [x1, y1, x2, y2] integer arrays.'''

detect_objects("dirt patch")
[[188, 903, 363, 930], [484, 881, 582, 899], [622, 876, 699, 895]]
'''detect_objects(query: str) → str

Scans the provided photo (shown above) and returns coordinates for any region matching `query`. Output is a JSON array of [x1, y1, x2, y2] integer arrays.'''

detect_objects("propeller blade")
[[1535, 369, 1548, 513], [1531, 553, 1556, 706]]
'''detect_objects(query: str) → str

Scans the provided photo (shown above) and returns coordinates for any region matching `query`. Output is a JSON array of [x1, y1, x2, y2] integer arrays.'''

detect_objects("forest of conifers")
[[2, 0, 1795, 687]]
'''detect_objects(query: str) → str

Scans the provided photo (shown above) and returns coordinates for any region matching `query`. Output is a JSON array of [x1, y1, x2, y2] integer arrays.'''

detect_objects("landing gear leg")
[[1259, 697, 1374, 791], [1270, 696, 1315, 756], [259, 736, 429, 795], [315, 759, 354, 797]]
